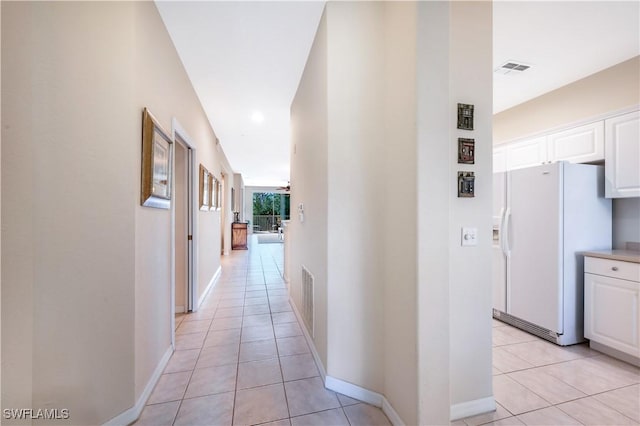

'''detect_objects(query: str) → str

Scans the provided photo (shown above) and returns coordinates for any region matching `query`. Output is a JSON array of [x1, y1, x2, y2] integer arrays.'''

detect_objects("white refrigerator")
[[492, 162, 612, 345]]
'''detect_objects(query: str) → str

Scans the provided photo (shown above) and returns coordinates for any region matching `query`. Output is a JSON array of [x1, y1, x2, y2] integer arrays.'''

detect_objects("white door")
[[492, 172, 507, 312], [548, 121, 604, 164], [605, 111, 640, 198], [585, 273, 640, 357], [507, 163, 563, 333], [506, 136, 548, 170]]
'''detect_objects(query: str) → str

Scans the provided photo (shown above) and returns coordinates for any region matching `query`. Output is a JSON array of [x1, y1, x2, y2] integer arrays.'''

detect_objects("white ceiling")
[[157, 1, 639, 186], [156, 1, 325, 187], [494, 1, 639, 113]]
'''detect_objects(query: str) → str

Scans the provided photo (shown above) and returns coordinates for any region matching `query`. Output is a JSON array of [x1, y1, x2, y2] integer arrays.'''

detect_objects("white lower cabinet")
[[584, 257, 640, 358]]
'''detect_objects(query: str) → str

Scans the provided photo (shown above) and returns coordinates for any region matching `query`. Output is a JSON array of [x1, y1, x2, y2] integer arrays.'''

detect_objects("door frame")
[[170, 118, 199, 349]]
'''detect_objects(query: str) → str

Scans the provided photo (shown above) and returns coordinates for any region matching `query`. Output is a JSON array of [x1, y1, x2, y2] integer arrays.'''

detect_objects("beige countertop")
[[583, 249, 640, 264]]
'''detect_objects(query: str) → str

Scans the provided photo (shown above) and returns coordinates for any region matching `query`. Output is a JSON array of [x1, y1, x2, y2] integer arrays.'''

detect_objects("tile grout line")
[[155, 239, 389, 426], [488, 321, 640, 426], [170, 286, 222, 425], [263, 254, 293, 424], [229, 265, 248, 426]]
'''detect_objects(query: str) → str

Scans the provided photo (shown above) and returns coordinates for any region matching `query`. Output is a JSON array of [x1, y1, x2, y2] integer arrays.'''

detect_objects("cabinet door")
[[585, 273, 640, 357], [506, 136, 548, 170], [548, 121, 604, 164], [605, 111, 640, 198]]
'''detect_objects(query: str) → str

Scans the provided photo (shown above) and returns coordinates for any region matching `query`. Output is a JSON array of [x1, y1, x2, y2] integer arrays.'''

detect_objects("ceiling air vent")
[[495, 61, 532, 75]]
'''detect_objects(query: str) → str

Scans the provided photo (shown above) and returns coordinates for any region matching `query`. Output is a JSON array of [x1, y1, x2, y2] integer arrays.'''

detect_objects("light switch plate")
[[461, 227, 478, 246]]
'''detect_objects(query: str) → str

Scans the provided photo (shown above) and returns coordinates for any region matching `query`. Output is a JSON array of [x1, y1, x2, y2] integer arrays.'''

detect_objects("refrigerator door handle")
[[502, 208, 511, 256]]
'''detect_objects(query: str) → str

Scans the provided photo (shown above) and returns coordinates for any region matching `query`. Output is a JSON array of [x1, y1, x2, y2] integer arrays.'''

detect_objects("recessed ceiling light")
[[251, 111, 264, 123]]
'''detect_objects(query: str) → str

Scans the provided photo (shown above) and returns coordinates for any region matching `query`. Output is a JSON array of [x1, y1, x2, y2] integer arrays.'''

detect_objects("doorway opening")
[[174, 137, 191, 315], [220, 173, 226, 254], [171, 119, 198, 349], [252, 192, 290, 233]]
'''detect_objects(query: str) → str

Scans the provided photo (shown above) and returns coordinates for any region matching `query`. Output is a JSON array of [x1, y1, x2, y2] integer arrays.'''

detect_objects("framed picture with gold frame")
[[141, 108, 173, 209], [199, 164, 211, 211]]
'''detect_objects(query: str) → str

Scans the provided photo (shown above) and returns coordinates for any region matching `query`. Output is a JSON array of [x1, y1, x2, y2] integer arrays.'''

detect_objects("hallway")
[[135, 236, 391, 426]]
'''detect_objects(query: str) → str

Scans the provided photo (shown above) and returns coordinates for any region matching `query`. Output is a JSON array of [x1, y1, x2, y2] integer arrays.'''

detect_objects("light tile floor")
[[456, 320, 640, 426], [135, 235, 640, 426], [134, 236, 391, 426]]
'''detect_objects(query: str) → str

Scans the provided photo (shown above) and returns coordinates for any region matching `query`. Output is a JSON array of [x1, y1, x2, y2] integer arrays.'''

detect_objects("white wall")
[[447, 1, 494, 413], [216, 150, 235, 256], [381, 3, 418, 422], [325, 1, 386, 395], [132, 0, 223, 400], [233, 173, 244, 217], [416, 2, 494, 422], [290, 2, 494, 424], [290, 9, 329, 368], [416, 2, 452, 423], [494, 56, 639, 144], [613, 198, 640, 248], [2, 3, 136, 422], [2, 2, 227, 423]]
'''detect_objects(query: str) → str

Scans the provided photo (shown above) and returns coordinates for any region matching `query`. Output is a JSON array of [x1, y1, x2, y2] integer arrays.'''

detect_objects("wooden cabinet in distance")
[[232, 222, 248, 250]]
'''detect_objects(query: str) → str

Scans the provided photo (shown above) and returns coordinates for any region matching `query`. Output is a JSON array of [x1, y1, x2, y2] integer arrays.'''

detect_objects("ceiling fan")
[[277, 181, 290, 192]]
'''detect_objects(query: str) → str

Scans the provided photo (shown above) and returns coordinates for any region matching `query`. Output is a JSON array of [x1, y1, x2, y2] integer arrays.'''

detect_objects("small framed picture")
[[199, 164, 211, 211], [458, 171, 475, 198], [457, 103, 474, 130], [458, 138, 475, 164], [141, 108, 173, 209]]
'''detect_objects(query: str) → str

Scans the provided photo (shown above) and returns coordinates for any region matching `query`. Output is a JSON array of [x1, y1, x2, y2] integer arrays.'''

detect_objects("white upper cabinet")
[[548, 121, 604, 164], [505, 135, 548, 171], [494, 109, 639, 198], [493, 145, 507, 173], [605, 111, 640, 198]]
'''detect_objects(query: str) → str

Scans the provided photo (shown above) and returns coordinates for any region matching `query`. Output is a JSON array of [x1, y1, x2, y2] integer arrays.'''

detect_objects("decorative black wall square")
[[458, 171, 475, 197], [458, 138, 475, 164], [457, 103, 474, 130]]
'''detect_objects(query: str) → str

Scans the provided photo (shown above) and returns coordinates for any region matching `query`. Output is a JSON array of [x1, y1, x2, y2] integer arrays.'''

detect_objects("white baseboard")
[[289, 298, 404, 426], [103, 345, 173, 426], [289, 298, 326, 381], [175, 305, 185, 314], [450, 396, 496, 421], [324, 376, 405, 426], [197, 266, 221, 310], [325, 376, 382, 407]]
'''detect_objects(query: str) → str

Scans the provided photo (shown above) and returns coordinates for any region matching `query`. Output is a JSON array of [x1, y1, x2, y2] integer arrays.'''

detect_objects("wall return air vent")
[[495, 61, 532, 75], [301, 266, 314, 338]]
